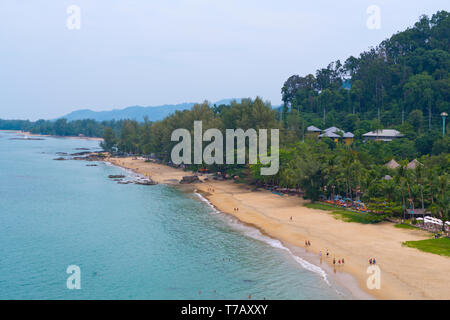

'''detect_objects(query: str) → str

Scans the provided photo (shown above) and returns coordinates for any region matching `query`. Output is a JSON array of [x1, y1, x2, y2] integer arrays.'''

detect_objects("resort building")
[[323, 126, 341, 134], [342, 132, 354, 145], [318, 127, 354, 144], [318, 130, 341, 142], [363, 129, 403, 142], [306, 125, 322, 137]]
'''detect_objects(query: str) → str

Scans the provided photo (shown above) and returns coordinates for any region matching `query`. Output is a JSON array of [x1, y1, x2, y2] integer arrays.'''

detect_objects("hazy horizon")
[[1, 1, 449, 120]]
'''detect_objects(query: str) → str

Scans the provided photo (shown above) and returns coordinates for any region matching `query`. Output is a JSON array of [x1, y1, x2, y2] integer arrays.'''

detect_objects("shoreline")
[[106, 157, 450, 300], [0, 130, 103, 141], [193, 188, 374, 300]]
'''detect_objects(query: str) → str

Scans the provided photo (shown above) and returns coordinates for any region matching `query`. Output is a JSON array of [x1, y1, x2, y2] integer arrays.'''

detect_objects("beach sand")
[[108, 157, 450, 300]]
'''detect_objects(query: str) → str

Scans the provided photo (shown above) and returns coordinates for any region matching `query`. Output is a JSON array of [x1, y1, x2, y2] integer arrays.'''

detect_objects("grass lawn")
[[304, 203, 385, 224], [403, 237, 450, 257], [394, 223, 421, 230]]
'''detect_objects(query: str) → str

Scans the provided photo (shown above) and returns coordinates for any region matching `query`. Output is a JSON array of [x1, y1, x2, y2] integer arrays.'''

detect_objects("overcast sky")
[[1, 1, 448, 120]]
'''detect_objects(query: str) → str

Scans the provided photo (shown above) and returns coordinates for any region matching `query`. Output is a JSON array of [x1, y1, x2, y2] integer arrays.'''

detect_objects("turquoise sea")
[[0, 132, 350, 299]]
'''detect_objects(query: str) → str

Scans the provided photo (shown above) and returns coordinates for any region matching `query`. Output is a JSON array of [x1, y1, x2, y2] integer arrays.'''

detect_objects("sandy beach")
[[109, 157, 450, 300]]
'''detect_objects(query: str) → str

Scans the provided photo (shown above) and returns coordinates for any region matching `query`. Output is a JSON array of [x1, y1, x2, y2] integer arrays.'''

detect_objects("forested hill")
[[281, 10, 449, 133], [60, 103, 196, 122], [58, 99, 243, 122]]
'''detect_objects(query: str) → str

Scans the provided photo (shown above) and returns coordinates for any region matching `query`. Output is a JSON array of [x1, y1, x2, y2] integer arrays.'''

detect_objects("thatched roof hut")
[[407, 159, 422, 170], [385, 159, 400, 169]]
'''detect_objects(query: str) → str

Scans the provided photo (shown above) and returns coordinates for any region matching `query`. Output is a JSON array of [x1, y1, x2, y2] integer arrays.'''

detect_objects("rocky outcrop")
[[179, 175, 201, 184], [71, 151, 106, 161], [134, 178, 157, 185], [70, 151, 91, 156], [108, 175, 126, 179]]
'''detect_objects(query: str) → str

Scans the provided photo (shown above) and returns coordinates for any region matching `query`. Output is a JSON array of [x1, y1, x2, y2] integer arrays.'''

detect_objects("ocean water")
[[0, 132, 349, 299]]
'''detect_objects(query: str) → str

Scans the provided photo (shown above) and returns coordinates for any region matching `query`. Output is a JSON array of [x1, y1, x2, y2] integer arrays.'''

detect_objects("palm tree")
[[426, 167, 438, 205], [380, 178, 396, 203], [431, 175, 449, 232], [394, 162, 408, 219], [414, 164, 425, 210], [404, 169, 415, 215], [323, 154, 338, 199]]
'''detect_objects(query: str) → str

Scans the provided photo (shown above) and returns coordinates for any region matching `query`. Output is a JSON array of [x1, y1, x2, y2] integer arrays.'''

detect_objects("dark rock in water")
[[9, 137, 44, 141], [86, 164, 98, 167], [70, 151, 91, 156], [180, 175, 201, 184], [75, 148, 90, 150], [243, 280, 255, 283], [56, 152, 68, 156], [72, 152, 106, 161], [108, 175, 125, 179], [53, 157, 67, 160]]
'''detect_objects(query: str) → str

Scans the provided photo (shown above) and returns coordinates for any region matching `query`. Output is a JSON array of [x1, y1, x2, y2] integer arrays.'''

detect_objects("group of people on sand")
[[369, 257, 377, 265], [233, 207, 239, 212], [207, 187, 215, 192], [319, 249, 345, 267], [304, 240, 311, 246], [332, 257, 345, 265]]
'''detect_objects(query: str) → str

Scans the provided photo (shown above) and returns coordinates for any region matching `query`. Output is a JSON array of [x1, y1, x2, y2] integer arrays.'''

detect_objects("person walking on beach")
[[326, 249, 329, 257], [342, 258, 344, 264], [333, 258, 336, 265], [369, 258, 372, 264], [308, 240, 311, 246], [373, 258, 376, 264]]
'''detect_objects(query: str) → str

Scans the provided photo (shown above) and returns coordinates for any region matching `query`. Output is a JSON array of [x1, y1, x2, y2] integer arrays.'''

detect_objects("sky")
[[0, 1, 449, 120]]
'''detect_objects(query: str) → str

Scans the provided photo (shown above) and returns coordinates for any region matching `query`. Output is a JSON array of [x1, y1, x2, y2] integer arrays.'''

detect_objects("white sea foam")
[[105, 161, 146, 181], [194, 190, 331, 286]]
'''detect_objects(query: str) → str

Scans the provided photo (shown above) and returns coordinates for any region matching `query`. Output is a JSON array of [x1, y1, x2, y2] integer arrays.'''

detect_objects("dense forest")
[[281, 10, 449, 133], [0, 11, 448, 224]]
